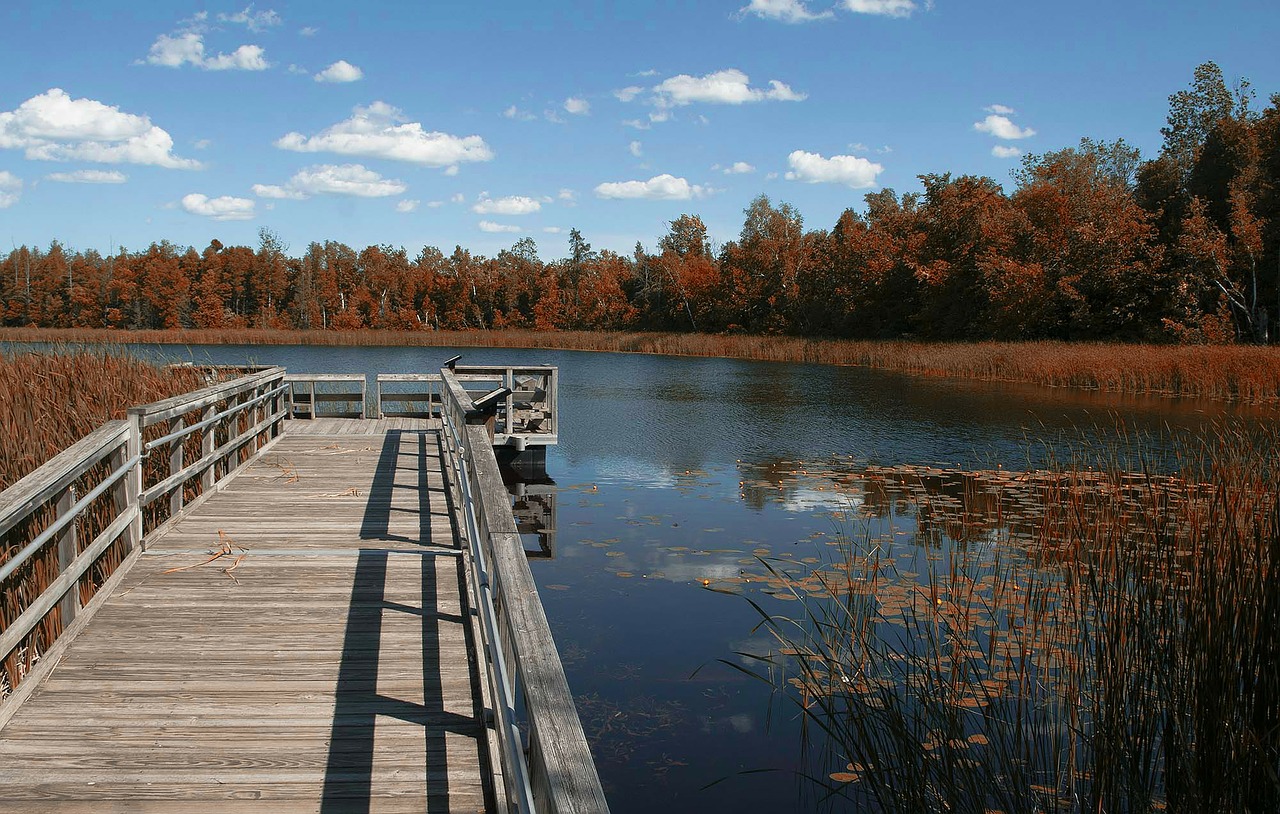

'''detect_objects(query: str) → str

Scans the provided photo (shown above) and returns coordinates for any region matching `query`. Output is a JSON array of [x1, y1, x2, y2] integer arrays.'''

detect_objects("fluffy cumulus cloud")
[[974, 114, 1036, 140], [276, 102, 493, 169], [723, 161, 756, 174], [652, 69, 805, 107], [478, 220, 521, 233], [614, 86, 644, 102], [315, 60, 363, 83], [844, 0, 919, 17], [472, 194, 541, 215], [144, 34, 270, 71], [629, 140, 643, 157], [181, 193, 255, 221], [46, 169, 127, 183], [0, 171, 22, 208], [992, 145, 1023, 159], [396, 199, 419, 213], [740, 0, 834, 23], [785, 150, 883, 187], [0, 89, 200, 168], [663, 69, 803, 106], [563, 97, 590, 115], [253, 163, 407, 199], [594, 174, 706, 200], [986, 103, 1016, 115]]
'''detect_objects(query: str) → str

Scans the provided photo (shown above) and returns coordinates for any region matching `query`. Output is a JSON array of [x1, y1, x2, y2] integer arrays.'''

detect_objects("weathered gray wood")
[[0, 421, 129, 539], [0, 426, 494, 813], [131, 367, 285, 427], [167, 416, 184, 517], [54, 485, 79, 629], [0, 503, 138, 662]]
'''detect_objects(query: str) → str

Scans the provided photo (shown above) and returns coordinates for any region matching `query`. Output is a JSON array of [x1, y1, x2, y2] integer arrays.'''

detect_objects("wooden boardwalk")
[[0, 420, 495, 813]]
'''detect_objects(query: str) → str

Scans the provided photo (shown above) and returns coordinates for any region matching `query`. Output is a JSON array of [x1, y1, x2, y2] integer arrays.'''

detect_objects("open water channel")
[[17, 342, 1273, 812]]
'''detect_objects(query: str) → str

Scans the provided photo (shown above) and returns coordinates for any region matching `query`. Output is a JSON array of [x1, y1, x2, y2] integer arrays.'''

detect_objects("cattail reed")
[[6, 327, 1280, 403]]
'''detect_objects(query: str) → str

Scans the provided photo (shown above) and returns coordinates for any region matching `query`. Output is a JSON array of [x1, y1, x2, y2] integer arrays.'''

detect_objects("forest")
[[3, 63, 1278, 344]]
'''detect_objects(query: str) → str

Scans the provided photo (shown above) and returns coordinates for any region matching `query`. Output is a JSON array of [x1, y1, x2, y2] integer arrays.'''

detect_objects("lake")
[[11, 341, 1273, 811]]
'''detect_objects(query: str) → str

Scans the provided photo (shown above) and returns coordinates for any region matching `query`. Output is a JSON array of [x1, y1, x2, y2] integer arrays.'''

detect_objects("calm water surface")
[[13, 342, 1271, 811]]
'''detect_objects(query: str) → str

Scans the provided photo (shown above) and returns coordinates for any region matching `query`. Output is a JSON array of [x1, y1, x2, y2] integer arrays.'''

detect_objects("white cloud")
[[144, 33, 270, 71], [218, 6, 282, 32], [558, 188, 577, 203], [253, 163, 407, 199], [299, 26, 319, 36], [785, 150, 883, 187], [652, 69, 805, 107], [145, 33, 205, 68], [614, 86, 644, 102], [276, 101, 493, 168], [723, 161, 756, 174], [632, 69, 659, 77], [181, 193, 255, 221], [0, 89, 200, 169], [543, 226, 563, 234], [503, 105, 537, 121], [740, 0, 834, 23], [478, 220, 521, 233], [974, 114, 1035, 140], [46, 169, 127, 183], [193, 138, 212, 149], [985, 103, 1015, 115], [594, 173, 707, 200], [450, 192, 466, 203], [629, 140, 643, 157], [204, 44, 270, 71], [473, 194, 541, 215], [564, 96, 590, 115], [426, 200, 444, 208], [0, 171, 22, 208], [992, 145, 1023, 159], [396, 199, 420, 213], [315, 60, 363, 83], [843, 0, 919, 17]]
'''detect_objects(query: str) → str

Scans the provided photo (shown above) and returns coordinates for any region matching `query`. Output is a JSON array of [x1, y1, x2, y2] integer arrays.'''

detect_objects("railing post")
[[119, 414, 142, 552], [201, 403, 216, 493], [168, 416, 184, 517], [55, 483, 79, 629]]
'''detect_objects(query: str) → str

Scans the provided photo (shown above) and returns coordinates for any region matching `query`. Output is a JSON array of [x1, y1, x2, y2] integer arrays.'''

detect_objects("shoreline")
[[3, 326, 1280, 404]]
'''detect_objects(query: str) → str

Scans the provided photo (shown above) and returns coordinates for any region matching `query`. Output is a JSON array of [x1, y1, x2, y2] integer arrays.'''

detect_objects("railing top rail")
[[283, 373, 366, 382], [0, 420, 131, 540], [453, 364, 557, 373], [376, 373, 442, 382], [129, 367, 286, 425]]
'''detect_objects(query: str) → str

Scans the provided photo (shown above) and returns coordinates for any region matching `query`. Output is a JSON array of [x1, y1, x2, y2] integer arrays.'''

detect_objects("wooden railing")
[[451, 365, 559, 447], [376, 373, 442, 418], [439, 367, 607, 814], [284, 373, 367, 419], [0, 368, 288, 722]]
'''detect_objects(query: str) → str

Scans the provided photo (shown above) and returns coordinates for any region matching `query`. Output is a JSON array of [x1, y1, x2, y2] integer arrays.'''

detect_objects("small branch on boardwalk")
[[161, 530, 248, 584]]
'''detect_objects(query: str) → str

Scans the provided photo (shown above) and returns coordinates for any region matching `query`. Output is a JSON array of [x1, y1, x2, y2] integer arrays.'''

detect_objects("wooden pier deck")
[[0, 420, 495, 813]]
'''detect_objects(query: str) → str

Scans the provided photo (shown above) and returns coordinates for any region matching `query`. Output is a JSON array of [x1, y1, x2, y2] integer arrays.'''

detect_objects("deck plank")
[[0, 425, 492, 814]]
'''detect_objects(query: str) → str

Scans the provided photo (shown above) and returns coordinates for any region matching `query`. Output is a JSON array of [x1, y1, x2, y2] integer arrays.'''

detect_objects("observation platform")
[[0, 368, 605, 814]]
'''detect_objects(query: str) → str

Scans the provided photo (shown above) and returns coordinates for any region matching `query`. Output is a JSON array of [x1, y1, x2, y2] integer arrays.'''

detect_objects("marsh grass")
[[730, 423, 1280, 812], [0, 349, 217, 700], [6, 327, 1280, 403]]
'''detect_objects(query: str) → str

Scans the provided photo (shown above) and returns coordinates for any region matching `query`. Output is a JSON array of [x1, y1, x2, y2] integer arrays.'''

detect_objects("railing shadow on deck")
[[322, 428, 492, 813]]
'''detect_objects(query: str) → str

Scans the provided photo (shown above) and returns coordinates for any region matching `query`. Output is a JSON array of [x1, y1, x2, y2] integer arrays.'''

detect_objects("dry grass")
[[6, 327, 1280, 403], [734, 423, 1280, 812], [1, 349, 213, 701]]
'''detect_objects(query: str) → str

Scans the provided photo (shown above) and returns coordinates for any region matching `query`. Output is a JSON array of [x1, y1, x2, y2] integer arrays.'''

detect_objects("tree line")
[[4, 63, 1278, 343]]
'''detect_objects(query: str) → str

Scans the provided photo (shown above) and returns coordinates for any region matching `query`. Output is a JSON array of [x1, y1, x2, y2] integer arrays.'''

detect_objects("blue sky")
[[1, 1, 1277, 260]]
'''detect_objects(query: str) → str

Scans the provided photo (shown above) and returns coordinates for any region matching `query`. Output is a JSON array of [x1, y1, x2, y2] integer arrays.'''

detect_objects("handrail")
[[439, 368, 608, 814], [284, 373, 367, 419], [1, 367, 289, 711]]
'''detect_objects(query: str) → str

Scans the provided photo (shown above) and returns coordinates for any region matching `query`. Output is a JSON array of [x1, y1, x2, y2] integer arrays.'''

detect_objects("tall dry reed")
[[1, 349, 210, 701], [733, 423, 1280, 812], [6, 327, 1280, 403]]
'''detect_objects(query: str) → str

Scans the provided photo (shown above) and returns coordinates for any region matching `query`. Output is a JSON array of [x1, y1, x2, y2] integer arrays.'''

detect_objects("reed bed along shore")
[[5, 326, 1280, 404], [1, 350, 214, 700], [731, 422, 1280, 813]]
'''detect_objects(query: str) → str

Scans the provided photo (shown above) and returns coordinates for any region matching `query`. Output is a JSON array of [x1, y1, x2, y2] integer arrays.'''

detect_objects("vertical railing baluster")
[[55, 483, 79, 630], [201, 403, 216, 494], [168, 416, 184, 518]]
